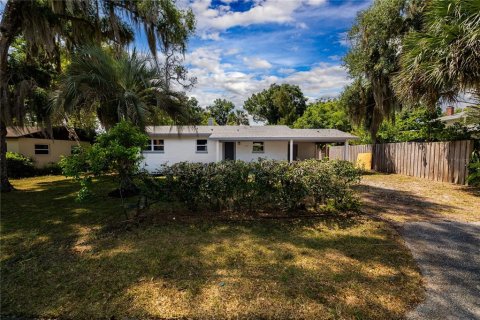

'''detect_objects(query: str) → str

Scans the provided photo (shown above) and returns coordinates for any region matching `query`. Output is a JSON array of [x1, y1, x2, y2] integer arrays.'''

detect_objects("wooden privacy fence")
[[328, 140, 474, 185]]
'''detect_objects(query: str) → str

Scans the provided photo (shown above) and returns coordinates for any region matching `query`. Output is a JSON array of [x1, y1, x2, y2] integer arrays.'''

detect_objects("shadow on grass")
[[356, 182, 460, 220], [1, 177, 423, 319]]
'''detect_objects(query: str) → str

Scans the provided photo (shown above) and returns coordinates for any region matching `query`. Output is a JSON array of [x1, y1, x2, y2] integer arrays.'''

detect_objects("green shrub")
[[60, 121, 149, 201], [468, 148, 480, 187], [35, 163, 63, 176], [6, 152, 36, 178], [155, 159, 361, 213]]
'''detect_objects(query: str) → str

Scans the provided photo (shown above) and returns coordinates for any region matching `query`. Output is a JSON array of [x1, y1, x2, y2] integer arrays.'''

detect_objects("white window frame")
[[144, 139, 164, 153], [252, 141, 264, 153], [34, 144, 49, 155], [196, 139, 208, 153]]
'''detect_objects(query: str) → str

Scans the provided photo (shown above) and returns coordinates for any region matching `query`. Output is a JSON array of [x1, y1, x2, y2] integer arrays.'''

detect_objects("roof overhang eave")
[[210, 136, 358, 142]]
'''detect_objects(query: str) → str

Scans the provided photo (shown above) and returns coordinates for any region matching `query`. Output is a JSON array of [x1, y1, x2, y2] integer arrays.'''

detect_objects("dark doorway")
[[224, 142, 235, 160], [287, 144, 298, 161]]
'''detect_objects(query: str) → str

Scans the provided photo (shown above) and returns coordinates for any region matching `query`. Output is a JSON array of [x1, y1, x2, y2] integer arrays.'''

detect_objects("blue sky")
[[157, 0, 373, 108]]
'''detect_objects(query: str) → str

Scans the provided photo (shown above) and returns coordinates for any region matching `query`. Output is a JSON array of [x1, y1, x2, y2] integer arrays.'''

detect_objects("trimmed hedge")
[[6, 152, 62, 178], [153, 159, 361, 213]]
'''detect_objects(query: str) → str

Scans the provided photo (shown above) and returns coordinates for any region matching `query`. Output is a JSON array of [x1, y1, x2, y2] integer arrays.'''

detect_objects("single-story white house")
[[141, 125, 357, 172]]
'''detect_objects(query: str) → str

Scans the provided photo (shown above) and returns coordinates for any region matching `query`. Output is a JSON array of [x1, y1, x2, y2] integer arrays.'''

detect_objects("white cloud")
[[328, 55, 342, 61], [199, 31, 221, 41], [296, 22, 308, 29], [184, 46, 350, 107], [337, 32, 350, 47], [225, 48, 240, 55], [243, 56, 273, 69], [278, 68, 296, 74], [283, 63, 351, 97], [189, 0, 329, 33], [306, 0, 326, 5]]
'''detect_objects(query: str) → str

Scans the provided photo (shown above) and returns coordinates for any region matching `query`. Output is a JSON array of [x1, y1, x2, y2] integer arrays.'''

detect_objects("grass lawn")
[[1, 176, 423, 319], [359, 173, 480, 222]]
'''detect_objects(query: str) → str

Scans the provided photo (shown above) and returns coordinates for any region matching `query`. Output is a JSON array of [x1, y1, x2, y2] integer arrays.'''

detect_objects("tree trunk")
[[0, 0, 21, 192], [0, 121, 13, 192]]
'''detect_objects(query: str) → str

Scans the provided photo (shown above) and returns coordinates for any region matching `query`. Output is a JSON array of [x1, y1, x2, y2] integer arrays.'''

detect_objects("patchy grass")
[[1, 176, 422, 319], [359, 173, 480, 222]]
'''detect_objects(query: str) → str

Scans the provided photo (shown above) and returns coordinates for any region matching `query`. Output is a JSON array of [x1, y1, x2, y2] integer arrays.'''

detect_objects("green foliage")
[[1, 0, 196, 190], [349, 106, 476, 144], [227, 109, 250, 125], [185, 97, 209, 125], [156, 159, 361, 213], [342, 0, 426, 139], [56, 47, 191, 129], [206, 99, 235, 125], [343, 0, 413, 138], [244, 84, 307, 125], [34, 163, 63, 176], [468, 143, 480, 186], [6, 152, 35, 178], [6, 152, 62, 178], [376, 106, 476, 142], [60, 121, 148, 200], [293, 99, 352, 131], [394, 0, 480, 106]]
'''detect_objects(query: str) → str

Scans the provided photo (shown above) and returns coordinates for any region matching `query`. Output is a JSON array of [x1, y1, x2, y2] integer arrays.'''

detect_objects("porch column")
[[343, 139, 349, 161], [289, 139, 294, 162], [216, 141, 221, 162]]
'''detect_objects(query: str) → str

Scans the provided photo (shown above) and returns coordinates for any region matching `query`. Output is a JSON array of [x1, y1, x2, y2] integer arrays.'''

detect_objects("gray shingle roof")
[[146, 125, 357, 141]]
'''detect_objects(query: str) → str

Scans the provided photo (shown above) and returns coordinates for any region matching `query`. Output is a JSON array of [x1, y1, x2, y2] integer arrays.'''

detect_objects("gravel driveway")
[[400, 221, 480, 320]]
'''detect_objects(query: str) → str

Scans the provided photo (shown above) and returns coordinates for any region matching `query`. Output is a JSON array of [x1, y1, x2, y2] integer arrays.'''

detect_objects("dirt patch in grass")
[[1, 176, 423, 319], [358, 173, 480, 223]]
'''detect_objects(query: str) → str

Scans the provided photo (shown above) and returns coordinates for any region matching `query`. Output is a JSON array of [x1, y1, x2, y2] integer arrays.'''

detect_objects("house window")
[[252, 141, 264, 153], [196, 139, 208, 153], [152, 139, 164, 152], [144, 139, 164, 152], [34, 144, 49, 155]]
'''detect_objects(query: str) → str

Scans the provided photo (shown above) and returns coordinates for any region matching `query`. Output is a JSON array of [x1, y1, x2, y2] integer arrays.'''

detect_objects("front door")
[[224, 142, 235, 160]]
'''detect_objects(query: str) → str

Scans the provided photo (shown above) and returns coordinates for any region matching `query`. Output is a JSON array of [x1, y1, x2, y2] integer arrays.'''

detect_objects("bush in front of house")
[[60, 121, 149, 201], [7, 152, 64, 178], [156, 159, 361, 213], [6, 152, 36, 178]]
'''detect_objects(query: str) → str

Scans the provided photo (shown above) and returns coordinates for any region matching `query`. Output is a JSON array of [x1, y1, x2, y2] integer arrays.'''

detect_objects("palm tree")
[[393, 0, 480, 107], [54, 46, 190, 130], [0, 0, 195, 191]]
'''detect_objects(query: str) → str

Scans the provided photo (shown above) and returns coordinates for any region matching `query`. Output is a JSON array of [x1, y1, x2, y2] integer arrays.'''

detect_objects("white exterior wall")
[[141, 137, 290, 172], [234, 140, 288, 162], [141, 137, 218, 172]]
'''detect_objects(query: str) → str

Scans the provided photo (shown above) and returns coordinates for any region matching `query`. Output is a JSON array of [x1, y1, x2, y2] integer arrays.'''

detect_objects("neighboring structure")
[[6, 127, 91, 167], [142, 125, 357, 172], [438, 106, 468, 127]]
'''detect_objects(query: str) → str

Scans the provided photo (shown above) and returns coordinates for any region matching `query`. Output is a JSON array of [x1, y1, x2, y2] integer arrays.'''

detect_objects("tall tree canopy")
[[393, 0, 480, 107], [293, 99, 352, 132], [55, 47, 191, 130], [206, 99, 235, 125], [342, 0, 423, 140], [243, 84, 307, 125], [0, 0, 195, 192], [228, 109, 249, 125]]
